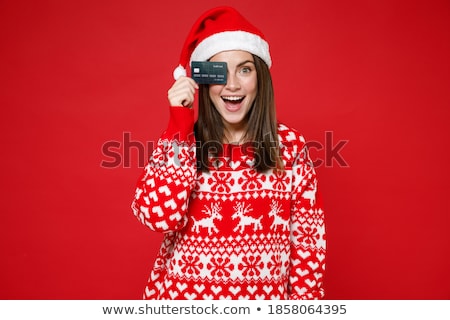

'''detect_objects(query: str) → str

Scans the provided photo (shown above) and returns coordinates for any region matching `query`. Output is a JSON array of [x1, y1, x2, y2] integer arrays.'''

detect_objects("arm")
[[288, 136, 326, 299], [131, 77, 198, 233]]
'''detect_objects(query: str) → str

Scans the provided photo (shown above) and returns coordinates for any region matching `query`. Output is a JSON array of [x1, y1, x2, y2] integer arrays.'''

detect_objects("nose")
[[225, 72, 240, 91]]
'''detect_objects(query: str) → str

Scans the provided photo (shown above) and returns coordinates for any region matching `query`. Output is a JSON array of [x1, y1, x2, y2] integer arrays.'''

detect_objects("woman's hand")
[[167, 76, 199, 108]]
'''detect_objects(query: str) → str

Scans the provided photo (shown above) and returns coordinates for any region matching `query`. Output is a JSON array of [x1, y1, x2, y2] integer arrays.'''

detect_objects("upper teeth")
[[223, 96, 243, 101]]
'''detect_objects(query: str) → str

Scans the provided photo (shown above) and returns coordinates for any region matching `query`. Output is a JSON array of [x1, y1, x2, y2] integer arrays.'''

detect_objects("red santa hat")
[[173, 6, 272, 80]]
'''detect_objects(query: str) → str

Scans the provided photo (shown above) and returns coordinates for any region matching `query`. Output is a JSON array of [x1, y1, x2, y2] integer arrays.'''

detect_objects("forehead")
[[209, 50, 254, 63]]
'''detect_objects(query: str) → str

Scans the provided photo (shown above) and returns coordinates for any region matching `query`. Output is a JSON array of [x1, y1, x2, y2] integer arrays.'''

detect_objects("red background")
[[1, 0, 449, 299]]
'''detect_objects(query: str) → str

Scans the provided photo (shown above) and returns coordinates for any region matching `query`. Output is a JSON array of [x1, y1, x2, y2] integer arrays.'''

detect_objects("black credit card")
[[191, 61, 227, 84]]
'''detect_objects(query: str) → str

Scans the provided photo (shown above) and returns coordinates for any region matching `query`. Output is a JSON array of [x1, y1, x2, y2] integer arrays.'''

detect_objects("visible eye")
[[239, 66, 253, 74]]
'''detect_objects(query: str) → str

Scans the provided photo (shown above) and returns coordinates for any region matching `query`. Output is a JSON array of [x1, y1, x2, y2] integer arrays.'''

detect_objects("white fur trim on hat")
[[173, 64, 187, 80], [190, 31, 272, 67]]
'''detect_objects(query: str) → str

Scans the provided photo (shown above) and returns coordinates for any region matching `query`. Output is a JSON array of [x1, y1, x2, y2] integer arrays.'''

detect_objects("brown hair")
[[194, 54, 283, 172]]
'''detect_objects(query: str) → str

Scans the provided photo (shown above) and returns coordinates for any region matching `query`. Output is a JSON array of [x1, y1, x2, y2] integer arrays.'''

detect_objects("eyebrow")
[[237, 60, 255, 67]]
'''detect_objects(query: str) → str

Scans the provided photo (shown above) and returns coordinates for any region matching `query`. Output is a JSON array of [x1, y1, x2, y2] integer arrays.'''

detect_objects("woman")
[[132, 6, 325, 300]]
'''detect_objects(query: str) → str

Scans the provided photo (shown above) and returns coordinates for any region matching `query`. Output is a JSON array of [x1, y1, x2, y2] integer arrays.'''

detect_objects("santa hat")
[[173, 6, 272, 80]]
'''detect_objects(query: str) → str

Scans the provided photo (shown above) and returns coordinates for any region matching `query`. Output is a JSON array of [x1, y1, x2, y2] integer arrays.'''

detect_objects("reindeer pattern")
[[189, 199, 292, 234], [231, 202, 262, 233], [268, 199, 289, 231], [191, 203, 223, 233]]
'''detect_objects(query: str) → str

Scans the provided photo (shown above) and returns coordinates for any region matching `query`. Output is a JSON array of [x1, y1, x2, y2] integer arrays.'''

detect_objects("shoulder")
[[276, 122, 311, 166], [277, 123, 315, 170], [277, 122, 306, 147]]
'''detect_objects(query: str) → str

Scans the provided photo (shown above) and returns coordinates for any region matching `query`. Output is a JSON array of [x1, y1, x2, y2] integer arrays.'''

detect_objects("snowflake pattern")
[[238, 255, 264, 277], [269, 170, 290, 190], [295, 225, 321, 246], [208, 256, 235, 278], [179, 254, 204, 276], [208, 172, 234, 193], [238, 169, 266, 190], [267, 252, 284, 278]]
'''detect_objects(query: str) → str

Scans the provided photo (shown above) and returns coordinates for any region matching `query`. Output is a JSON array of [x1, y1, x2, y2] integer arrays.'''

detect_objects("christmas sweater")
[[131, 106, 326, 300]]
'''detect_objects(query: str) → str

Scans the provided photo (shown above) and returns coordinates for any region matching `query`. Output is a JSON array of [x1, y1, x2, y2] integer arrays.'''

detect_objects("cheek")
[[246, 84, 258, 102], [244, 77, 258, 95], [208, 85, 222, 101]]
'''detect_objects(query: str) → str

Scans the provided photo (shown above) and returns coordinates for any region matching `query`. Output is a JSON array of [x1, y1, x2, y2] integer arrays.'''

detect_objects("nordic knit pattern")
[[131, 107, 326, 300]]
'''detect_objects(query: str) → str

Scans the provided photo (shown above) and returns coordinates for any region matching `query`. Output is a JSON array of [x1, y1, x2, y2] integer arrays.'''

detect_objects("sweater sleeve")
[[131, 106, 197, 233], [288, 134, 326, 300]]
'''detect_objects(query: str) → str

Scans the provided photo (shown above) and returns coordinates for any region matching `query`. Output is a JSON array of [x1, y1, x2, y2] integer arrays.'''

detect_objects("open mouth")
[[222, 96, 245, 104]]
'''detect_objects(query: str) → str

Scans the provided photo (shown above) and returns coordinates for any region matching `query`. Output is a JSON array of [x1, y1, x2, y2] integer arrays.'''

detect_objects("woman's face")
[[208, 50, 258, 133]]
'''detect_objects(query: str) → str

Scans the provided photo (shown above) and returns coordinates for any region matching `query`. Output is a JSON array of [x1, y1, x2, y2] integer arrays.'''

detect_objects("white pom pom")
[[173, 65, 187, 80]]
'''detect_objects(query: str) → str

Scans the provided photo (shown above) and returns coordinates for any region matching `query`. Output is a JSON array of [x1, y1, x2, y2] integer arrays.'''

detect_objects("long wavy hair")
[[194, 54, 282, 173]]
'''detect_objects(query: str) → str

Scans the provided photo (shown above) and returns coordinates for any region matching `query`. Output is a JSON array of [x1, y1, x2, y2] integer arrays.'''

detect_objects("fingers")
[[167, 77, 199, 108]]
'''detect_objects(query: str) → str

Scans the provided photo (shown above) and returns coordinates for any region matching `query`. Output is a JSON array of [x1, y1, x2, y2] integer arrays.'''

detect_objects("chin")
[[221, 114, 246, 125]]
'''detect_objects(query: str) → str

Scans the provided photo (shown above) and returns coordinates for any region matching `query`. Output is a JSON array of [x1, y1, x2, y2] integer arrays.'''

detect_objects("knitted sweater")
[[131, 106, 326, 300]]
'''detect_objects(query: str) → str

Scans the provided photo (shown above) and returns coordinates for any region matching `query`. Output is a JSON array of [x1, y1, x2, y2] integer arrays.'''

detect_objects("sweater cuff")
[[163, 106, 195, 143]]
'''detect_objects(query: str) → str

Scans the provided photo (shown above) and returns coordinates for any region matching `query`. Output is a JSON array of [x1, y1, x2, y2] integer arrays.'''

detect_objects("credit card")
[[191, 61, 227, 84]]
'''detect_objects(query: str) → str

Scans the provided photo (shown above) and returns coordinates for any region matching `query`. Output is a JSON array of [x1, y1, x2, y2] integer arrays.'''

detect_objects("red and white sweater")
[[131, 107, 326, 300]]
